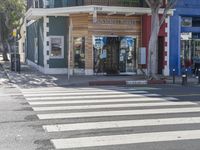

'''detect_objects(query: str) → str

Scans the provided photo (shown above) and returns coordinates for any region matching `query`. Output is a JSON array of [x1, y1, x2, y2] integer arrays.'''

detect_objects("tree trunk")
[[2, 42, 9, 61], [147, 8, 160, 79]]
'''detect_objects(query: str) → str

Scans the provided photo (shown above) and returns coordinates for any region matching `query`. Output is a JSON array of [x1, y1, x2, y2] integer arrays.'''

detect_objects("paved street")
[[15, 85, 200, 150]]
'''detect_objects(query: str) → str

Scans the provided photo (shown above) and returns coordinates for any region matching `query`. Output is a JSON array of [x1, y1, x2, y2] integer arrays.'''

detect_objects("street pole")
[[13, 29, 17, 72], [68, 18, 72, 80]]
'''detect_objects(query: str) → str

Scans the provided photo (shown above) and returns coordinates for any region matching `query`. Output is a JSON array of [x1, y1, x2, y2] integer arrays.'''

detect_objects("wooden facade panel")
[[70, 13, 142, 72]]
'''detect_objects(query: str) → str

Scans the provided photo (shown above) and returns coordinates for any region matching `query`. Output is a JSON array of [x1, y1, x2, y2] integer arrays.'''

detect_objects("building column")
[[43, 16, 50, 73], [163, 17, 170, 76]]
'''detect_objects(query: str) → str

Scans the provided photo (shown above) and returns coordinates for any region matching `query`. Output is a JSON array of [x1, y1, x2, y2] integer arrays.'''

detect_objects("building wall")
[[27, 18, 44, 67], [142, 15, 169, 75], [47, 16, 69, 68], [27, 0, 43, 9], [170, 0, 200, 75]]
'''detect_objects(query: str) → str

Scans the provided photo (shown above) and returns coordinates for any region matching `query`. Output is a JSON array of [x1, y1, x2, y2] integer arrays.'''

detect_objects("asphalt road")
[[1, 84, 200, 150]]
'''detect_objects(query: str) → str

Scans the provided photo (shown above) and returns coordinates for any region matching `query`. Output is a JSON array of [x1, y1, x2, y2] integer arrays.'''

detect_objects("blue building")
[[170, 0, 200, 75]]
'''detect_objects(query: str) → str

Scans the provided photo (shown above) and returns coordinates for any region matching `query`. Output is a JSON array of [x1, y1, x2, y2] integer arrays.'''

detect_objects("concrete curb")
[[126, 80, 147, 85]]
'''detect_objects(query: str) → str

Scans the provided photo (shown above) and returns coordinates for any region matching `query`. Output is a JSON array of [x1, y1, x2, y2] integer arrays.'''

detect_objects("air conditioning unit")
[[138, 47, 146, 65]]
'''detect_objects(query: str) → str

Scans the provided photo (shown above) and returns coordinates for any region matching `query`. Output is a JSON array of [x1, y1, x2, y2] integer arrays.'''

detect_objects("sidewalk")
[[0, 59, 147, 88], [1, 57, 200, 88]]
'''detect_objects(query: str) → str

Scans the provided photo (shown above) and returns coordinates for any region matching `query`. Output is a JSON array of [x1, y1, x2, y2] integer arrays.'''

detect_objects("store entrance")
[[93, 36, 136, 75], [180, 39, 200, 74]]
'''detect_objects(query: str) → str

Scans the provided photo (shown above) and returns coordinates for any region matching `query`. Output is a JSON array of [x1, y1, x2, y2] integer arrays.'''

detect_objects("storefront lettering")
[[94, 18, 140, 25]]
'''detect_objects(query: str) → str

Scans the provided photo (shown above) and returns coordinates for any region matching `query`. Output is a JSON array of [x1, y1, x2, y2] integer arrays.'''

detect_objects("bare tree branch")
[[145, 0, 152, 7], [160, 0, 178, 26]]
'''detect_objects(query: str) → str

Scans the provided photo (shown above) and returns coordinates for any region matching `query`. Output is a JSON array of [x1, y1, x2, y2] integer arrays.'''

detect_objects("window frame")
[[49, 36, 64, 59], [33, 0, 40, 8]]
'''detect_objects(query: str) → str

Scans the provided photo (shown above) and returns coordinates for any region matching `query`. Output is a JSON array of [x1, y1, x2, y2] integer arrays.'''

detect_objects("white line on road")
[[37, 107, 200, 120], [44, 116, 200, 132], [23, 91, 146, 97], [33, 101, 195, 111], [28, 97, 176, 105], [51, 130, 200, 149], [21, 87, 138, 93], [26, 93, 160, 101]]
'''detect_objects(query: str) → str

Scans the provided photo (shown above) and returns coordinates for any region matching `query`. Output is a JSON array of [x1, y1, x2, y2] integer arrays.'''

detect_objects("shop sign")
[[94, 18, 140, 25]]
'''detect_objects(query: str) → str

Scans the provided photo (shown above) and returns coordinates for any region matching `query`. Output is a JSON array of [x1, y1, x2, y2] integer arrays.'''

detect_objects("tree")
[[145, 0, 178, 79], [121, 0, 177, 78], [0, 0, 25, 61]]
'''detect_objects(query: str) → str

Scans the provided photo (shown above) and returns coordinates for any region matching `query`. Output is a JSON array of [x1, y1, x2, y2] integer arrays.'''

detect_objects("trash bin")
[[11, 53, 20, 72]]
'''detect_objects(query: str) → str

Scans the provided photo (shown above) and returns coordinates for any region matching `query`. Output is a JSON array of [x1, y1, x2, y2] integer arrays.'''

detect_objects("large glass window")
[[192, 17, 200, 27], [181, 38, 200, 74], [50, 36, 64, 58], [93, 36, 136, 74], [73, 37, 85, 69]]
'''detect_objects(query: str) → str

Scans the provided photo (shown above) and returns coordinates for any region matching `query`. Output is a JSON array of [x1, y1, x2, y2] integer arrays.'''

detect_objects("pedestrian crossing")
[[21, 86, 200, 150]]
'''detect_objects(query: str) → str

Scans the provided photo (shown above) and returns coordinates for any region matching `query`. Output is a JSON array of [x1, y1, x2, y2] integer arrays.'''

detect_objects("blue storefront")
[[170, 0, 200, 75]]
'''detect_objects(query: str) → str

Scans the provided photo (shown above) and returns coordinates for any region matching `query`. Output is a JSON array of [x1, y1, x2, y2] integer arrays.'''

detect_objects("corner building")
[[25, 0, 171, 75]]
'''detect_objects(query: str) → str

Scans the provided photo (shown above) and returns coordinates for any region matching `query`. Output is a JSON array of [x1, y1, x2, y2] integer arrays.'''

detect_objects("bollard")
[[198, 69, 200, 84], [185, 69, 188, 82], [182, 74, 187, 85], [173, 69, 175, 84]]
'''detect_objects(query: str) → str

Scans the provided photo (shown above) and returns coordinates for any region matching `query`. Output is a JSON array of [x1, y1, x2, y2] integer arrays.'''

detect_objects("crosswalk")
[[21, 86, 200, 150]]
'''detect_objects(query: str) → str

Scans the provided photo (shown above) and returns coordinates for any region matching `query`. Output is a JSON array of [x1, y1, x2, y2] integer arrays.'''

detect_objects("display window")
[[93, 36, 136, 74], [50, 36, 64, 58], [73, 37, 85, 69]]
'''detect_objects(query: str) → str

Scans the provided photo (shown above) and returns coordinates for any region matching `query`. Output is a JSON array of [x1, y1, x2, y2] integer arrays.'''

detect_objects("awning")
[[25, 5, 174, 20]]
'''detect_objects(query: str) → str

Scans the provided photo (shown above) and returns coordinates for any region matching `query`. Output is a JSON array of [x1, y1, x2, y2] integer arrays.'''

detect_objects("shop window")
[[73, 37, 85, 69], [181, 17, 192, 27], [192, 17, 200, 27], [49, 36, 64, 58], [93, 36, 136, 74]]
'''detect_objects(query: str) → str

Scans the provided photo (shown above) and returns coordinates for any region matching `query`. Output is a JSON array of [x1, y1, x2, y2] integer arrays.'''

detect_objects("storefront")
[[70, 14, 141, 75], [170, 0, 200, 75], [180, 33, 200, 74]]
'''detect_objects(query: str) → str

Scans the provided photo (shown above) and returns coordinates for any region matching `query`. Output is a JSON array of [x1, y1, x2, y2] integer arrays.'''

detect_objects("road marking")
[[28, 97, 177, 105], [44, 116, 200, 132], [168, 94, 200, 97], [21, 87, 137, 93], [21, 88, 138, 94], [23, 91, 148, 97], [51, 130, 200, 149], [26, 93, 160, 101], [33, 101, 195, 111], [37, 107, 200, 120]]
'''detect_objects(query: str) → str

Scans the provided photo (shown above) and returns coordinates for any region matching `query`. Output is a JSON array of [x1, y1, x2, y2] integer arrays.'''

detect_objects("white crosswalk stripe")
[[21, 87, 200, 150], [37, 107, 200, 120], [43, 116, 200, 132], [25, 92, 160, 101], [32, 101, 194, 111], [51, 130, 200, 149], [28, 97, 177, 105]]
